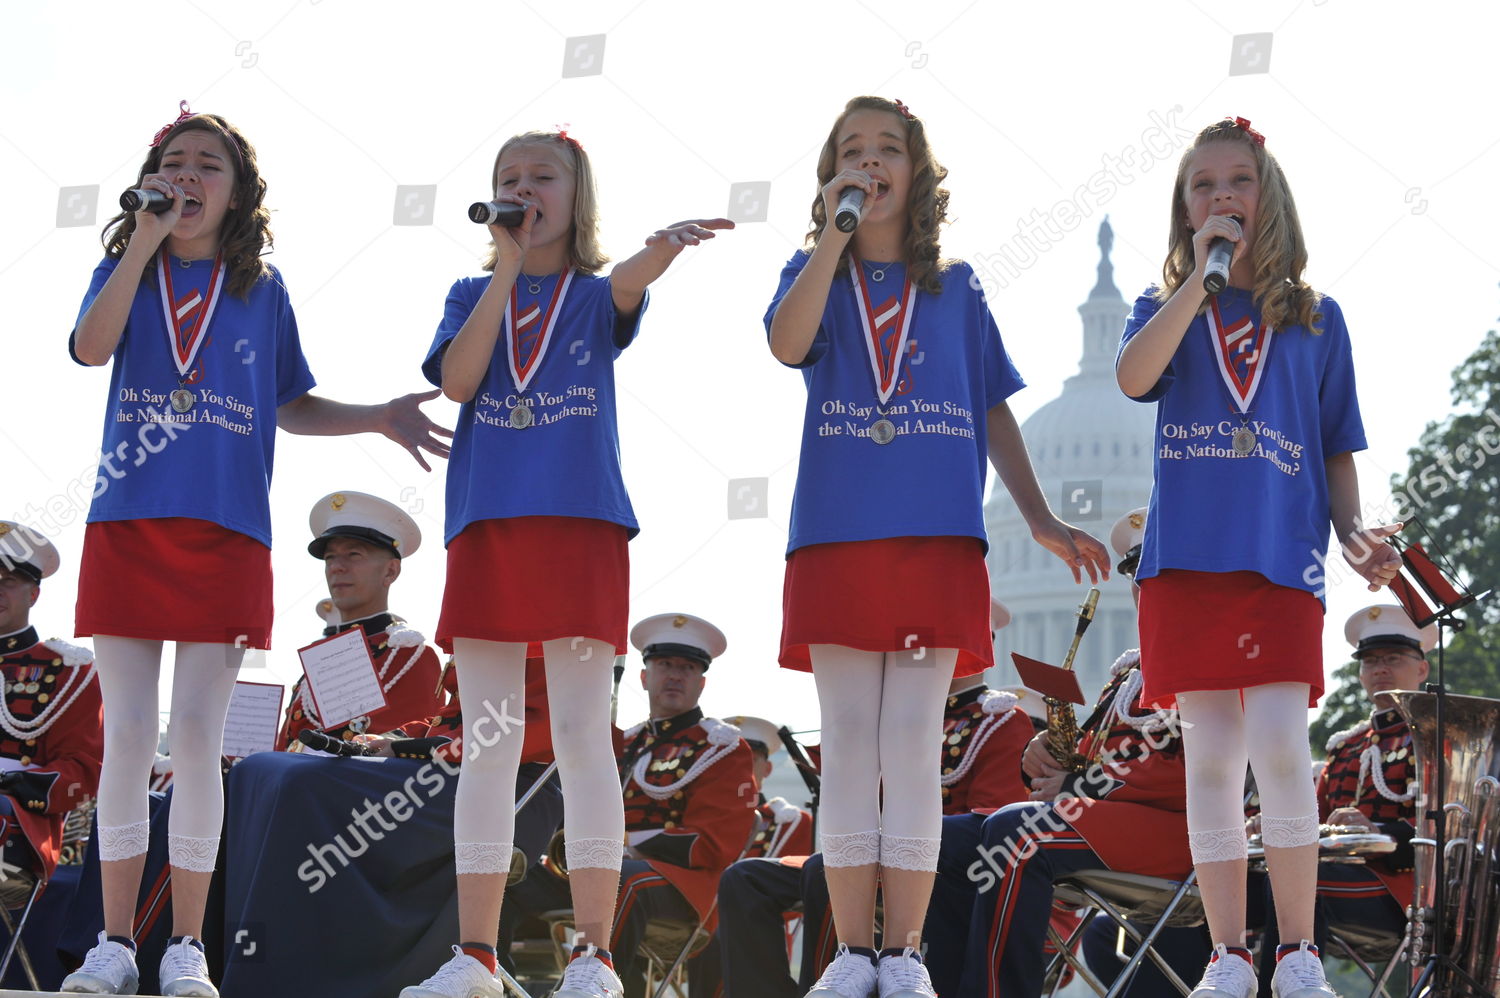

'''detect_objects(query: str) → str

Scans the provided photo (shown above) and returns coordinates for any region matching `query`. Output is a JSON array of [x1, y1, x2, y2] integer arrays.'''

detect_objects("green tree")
[[1312, 326, 1500, 750]]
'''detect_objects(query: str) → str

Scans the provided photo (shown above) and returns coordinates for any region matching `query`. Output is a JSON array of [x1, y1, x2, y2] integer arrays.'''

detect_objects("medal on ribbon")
[[1207, 299, 1274, 456], [503, 269, 573, 430], [849, 257, 916, 445], [157, 249, 226, 414]]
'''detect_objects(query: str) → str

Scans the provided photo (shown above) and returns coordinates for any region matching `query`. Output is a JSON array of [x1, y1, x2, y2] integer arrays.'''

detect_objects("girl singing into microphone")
[[403, 129, 731, 998], [1116, 116, 1402, 998], [62, 104, 448, 997], [766, 96, 1108, 998]]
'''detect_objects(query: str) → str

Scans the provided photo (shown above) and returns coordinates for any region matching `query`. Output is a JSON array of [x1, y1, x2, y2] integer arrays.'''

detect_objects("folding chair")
[[0, 873, 44, 989], [1325, 922, 1408, 998], [1043, 869, 1204, 997]]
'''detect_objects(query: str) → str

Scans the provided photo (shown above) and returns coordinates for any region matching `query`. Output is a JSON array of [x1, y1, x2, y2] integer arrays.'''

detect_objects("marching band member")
[[278, 492, 443, 751], [685, 715, 814, 998], [1252, 604, 1430, 984], [499, 614, 755, 998], [0, 523, 104, 905]]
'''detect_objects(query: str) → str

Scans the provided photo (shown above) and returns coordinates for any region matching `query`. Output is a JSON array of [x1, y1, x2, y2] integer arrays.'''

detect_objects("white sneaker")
[[877, 947, 937, 998], [399, 946, 506, 998], [60, 932, 140, 994], [1189, 944, 1258, 998], [1271, 941, 1340, 998], [805, 943, 879, 998], [554, 944, 624, 998], [159, 937, 218, 997]]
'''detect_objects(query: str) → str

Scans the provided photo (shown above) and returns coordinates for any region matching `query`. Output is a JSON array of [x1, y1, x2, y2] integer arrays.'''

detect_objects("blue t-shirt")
[[72, 255, 316, 547], [765, 252, 1025, 555], [423, 272, 644, 543], [1119, 286, 1366, 598]]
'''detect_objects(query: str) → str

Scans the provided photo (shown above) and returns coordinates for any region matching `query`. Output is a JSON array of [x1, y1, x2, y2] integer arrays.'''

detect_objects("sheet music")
[[221, 682, 285, 758], [297, 628, 388, 728]]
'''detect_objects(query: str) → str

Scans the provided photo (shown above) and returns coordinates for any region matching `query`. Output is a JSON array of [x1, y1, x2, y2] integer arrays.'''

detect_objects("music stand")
[[777, 725, 820, 834], [1384, 521, 1490, 997]]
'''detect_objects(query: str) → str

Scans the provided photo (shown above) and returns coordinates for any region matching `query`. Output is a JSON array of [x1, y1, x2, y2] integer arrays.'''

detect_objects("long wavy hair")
[[807, 96, 950, 294], [102, 114, 271, 299], [1156, 118, 1321, 333], [481, 131, 608, 275]]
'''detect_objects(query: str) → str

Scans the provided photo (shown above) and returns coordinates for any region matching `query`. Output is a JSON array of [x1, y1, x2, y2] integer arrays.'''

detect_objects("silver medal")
[[169, 388, 196, 414], [1232, 426, 1256, 455], [870, 418, 896, 445], [510, 402, 534, 429]]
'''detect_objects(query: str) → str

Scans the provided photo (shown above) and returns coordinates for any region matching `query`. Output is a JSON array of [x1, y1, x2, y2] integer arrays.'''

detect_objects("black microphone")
[[120, 189, 174, 214], [297, 729, 371, 757], [834, 188, 865, 233], [468, 201, 527, 227], [1202, 238, 1233, 295]]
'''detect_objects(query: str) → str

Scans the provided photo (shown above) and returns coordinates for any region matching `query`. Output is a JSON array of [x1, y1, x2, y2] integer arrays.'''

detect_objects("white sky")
[[2, 1, 1496, 741]]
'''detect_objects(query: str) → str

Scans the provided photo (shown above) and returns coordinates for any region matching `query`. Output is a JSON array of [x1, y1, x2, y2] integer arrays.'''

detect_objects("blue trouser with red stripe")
[[500, 858, 696, 998], [609, 859, 699, 998], [942, 802, 1107, 998], [1250, 863, 1405, 997]]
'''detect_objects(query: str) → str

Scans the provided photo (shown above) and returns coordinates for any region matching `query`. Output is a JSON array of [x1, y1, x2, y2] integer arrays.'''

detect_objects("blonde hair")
[[807, 96, 950, 294], [481, 131, 608, 274], [1156, 118, 1321, 333], [103, 114, 271, 299]]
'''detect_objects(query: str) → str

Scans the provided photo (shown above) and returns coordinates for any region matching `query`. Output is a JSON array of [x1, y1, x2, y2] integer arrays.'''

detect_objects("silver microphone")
[[834, 188, 866, 233], [1202, 238, 1233, 295]]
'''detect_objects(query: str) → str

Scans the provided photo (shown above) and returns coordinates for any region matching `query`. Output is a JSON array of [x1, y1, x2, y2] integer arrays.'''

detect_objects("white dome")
[[984, 218, 1156, 700]]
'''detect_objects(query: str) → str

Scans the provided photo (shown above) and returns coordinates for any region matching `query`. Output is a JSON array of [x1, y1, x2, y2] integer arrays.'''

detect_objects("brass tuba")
[[1388, 690, 1500, 991]]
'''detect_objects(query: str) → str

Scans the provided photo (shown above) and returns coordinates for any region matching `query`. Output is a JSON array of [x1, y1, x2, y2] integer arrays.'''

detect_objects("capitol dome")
[[984, 218, 1158, 701]]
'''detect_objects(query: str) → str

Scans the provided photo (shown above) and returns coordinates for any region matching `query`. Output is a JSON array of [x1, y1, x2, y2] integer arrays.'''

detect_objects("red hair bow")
[[1233, 116, 1265, 146], [893, 99, 914, 120], [150, 100, 196, 148], [555, 123, 581, 150]]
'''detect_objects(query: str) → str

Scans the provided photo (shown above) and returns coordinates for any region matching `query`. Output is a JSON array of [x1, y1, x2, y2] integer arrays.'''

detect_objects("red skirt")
[[780, 536, 992, 676], [437, 516, 629, 655], [1137, 569, 1324, 708], [76, 518, 274, 648]]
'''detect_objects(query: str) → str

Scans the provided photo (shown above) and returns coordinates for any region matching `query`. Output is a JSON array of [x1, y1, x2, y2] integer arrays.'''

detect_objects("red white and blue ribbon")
[[1207, 298, 1274, 414], [848, 257, 917, 407], [157, 248, 226, 382], [505, 269, 574, 396]]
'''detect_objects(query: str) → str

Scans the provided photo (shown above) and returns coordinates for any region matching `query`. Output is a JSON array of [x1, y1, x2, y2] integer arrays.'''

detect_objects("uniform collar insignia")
[[0, 627, 39, 656], [648, 706, 704, 736]]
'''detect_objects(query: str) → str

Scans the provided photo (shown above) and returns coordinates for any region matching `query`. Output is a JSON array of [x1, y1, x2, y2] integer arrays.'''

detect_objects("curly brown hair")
[[102, 114, 272, 300], [480, 131, 609, 275], [807, 96, 950, 294], [1156, 118, 1322, 333]]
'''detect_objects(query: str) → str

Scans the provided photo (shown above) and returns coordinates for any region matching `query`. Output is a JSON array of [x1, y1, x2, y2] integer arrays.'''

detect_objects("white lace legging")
[[93, 637, 243, 872], [1177, 683, 1320, 861], [450, 638, 624, 875], [810, 644, 956, 871]]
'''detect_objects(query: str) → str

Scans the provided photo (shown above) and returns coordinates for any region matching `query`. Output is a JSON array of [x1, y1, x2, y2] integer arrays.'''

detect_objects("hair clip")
[[556, 123, 581, 150], [893, 99, 914, 120], [1233, 116, 1266, 146], [151, 100, 196, 148]]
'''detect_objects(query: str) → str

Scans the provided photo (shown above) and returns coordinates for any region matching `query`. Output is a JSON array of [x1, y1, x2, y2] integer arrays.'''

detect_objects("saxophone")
[[1044, 588, 1100, 773]]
